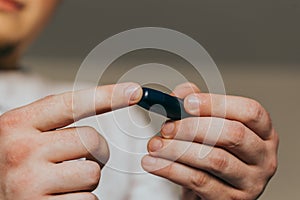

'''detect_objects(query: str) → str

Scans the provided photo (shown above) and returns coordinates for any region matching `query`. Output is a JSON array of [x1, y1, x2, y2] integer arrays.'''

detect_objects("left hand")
[[141, 82, 279, 200]]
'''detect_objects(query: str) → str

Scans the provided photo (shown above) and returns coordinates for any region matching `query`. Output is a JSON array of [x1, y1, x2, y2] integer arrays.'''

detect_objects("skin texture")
[[0, 0, 59, 68], [0, 82, 143, 200], [0, 1, 279, 199], [142, 82, 279, 200]]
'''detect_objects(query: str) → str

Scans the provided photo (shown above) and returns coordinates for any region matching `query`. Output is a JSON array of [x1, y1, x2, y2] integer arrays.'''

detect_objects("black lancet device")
[[137, 87, 191, 120]]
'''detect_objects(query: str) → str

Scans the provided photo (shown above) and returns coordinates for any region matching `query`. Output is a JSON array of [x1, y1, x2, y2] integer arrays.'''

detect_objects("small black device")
[[137, 87, 191, 120]]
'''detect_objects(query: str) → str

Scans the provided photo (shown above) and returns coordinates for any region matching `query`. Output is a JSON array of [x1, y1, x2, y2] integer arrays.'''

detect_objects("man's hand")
[[0, 83, 142, 200], [142, 82, 279, 200]]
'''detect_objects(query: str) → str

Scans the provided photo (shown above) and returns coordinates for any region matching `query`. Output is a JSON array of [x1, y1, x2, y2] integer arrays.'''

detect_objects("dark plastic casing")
[[137, 87, 191, 120]]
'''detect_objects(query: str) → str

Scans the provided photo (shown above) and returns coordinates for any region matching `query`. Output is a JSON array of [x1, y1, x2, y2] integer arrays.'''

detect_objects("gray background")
[[22, 0, 300, 199], [25, 0, 300, 65]]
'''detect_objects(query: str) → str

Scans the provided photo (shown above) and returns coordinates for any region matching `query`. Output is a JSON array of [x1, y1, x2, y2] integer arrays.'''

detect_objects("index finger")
[[17, 82, 142, 131]]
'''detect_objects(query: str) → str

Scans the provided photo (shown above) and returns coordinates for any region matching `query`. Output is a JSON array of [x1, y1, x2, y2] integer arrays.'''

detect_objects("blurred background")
[[22, 0, 299, 199]]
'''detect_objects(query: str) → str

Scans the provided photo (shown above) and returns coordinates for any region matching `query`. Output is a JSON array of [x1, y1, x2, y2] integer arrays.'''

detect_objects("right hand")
[[0, 82, 142, 200]]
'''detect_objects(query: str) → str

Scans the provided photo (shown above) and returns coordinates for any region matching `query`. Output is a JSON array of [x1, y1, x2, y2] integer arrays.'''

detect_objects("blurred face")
[[0, 0, 59, 67]]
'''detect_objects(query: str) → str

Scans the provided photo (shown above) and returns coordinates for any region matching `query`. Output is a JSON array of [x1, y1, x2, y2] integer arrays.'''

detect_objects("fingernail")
[[142, 156, 157, 167], [125, 85, 142, 103], [162, 122, 175, 138], [149, 137, 163, 152], [186, 95, 201, 113]]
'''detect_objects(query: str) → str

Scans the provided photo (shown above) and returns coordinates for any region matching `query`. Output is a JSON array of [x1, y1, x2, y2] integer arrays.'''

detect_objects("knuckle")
[[255, 182, 266, 196], [267, 157, 278, 176], [40, 94, 57, 107], [4, 137, 35, 168], [208, 150, 229, 174], [83, 127, 103, 150], [190, 172, 208, 189], [181, 119, 199, 140], [265, 112, 273, 131], [246, 182, 266, 200], [42, 94, 75, 123], [85, 193, 99, 200], [42, 94, 72, 116], [61, 93, 73, 113], [85, 161, 101, 187], [0, 114, 10, 132], [0, 110, 25, 131], [80, 126, 110, 164], [225, 121, 246, 148], [42, 94, 74, 119], [163, 162, 175, 178], [4, 170, 35, 197], [42, 94, 56, 101], [255, 142, 268, 161], [52, 128, 74, 145], [246, 100, 264, 123], [240, 173, 266, 199], [273, 130, 280, 148], [229, 192, 251, 200], [85, 126, 99, 135]]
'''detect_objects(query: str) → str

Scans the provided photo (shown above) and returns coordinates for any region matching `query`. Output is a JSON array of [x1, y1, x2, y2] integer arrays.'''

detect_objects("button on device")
[[137, 87, 191, 120]]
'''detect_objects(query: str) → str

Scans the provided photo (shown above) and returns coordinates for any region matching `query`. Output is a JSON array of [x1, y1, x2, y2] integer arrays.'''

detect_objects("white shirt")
[[0, 71, 181, 200]]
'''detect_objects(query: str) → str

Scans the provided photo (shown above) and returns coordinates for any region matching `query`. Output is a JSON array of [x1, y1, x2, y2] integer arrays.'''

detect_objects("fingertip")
[[161, 122, 175, 139], [184, 94, 201, 114], [124, 83, 143, 104], [147, 136, 163, 152], [141, 155, 157, 172]]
